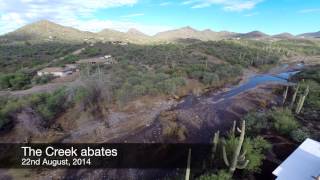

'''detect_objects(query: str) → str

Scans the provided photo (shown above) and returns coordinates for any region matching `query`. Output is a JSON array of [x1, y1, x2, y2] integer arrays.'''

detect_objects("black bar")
[[0, 143, 213, 169]]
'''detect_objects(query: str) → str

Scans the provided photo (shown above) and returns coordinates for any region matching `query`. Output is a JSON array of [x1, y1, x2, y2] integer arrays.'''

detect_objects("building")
[[111, 41, 128, 46], [65, 64, 78, 70], [76, 55, 117, 65], [272, 138, 320, 180], [37, 67, 73, 77]]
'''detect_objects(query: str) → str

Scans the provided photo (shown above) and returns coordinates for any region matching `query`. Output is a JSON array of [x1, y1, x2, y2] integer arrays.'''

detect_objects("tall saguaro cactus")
[[185, 148, 191, 180], [295, 85, 310, 114], [282, 85, 289, 105], [290, 84, 300, 108], [211, 131, 220, 161], [222, 121, 249, 174]]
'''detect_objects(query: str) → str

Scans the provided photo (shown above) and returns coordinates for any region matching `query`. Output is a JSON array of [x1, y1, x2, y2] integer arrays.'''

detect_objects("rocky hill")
[[272, 33, 295, 39], [237, 31, 270, 39], [2, 20, 95, 43], [154, 26, 235, 41], [1, 20, 319, 44], [298, 31, 320, 39]]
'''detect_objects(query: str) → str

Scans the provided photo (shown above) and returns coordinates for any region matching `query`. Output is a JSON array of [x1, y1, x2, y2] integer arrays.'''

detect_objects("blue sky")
[[0, 0, 319, 35]]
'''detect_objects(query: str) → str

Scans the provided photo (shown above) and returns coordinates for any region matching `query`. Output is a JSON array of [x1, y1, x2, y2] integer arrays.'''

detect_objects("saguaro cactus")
[[295, 85, 310, 114], [222, 121, 249, 174], [211, 131, 220, 161], [290, 84, 300, 108], [282, 85, 289, 105], [185, 148, 191, 180]]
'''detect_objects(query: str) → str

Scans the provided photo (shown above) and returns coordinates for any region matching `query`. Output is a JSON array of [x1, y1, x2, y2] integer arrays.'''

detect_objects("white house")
[[76, 55, 117, 65], [65, 64, 78, 70], [273, 138, 320, 180], [37, 67, 73, 77]]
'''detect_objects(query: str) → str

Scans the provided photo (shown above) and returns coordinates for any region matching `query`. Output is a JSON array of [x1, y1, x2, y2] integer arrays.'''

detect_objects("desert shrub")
[[156, 77, 185, 95], [32, 74, 55, 85], [242, 136, 271, 173], [0, 74, 11, 89], [223, 134, 271, 173], [114, 70, 186, 105], [202, 72, 220, 86], [0, 43, 82, 73], [192, 40, 281, 68], [116, 82, 132, 106], [243, 112, 270, 135], [290, 128, 310, 142], [294, 67, 320, 83], [34, 88, 67, 121], [292, 67, 320, 108], [270, 108, 299, 135], [83, 47, 101, 57], [0, 88, 72, 129], [0, 93, 41, 129], [0, 73, 31, 90], [198, 170, 231, 180], [132, 85, 147, 97], [62, 55, 79, 64], [74, 87, 90, 103], [275, 39, 320, 56]]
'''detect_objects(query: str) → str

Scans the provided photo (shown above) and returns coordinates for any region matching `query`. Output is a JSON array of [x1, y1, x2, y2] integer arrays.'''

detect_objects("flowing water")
[[222, 70, 299, 99], [179, 63, 303, 108]]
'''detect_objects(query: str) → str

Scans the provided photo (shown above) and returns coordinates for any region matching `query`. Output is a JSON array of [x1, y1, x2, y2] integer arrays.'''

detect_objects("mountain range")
[[0, 20, 319, 44]]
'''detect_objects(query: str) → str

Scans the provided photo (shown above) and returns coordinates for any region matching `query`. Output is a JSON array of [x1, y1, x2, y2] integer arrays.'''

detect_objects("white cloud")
[[183, 0, 263, 11], [0, 13, 27, 33], [299, 8, 320, 14], [0, 0, 177, 35], [0, 0, 139, 34], [59, 19, 174, 35]]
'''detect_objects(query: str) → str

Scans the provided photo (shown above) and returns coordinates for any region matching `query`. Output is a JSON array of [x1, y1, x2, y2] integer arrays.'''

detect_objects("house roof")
[[38, 67, 70, 73], [76, 58, 109, 64], [273, 138, 320, 180]]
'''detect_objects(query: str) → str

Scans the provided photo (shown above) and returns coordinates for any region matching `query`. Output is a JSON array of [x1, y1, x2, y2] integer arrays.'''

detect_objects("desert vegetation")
[[181, 65, 320, 179], [0, 30, 319, 179], [1, 38, 318, 92], [181, 120, 272, 180], [245, 66, 320, 141]]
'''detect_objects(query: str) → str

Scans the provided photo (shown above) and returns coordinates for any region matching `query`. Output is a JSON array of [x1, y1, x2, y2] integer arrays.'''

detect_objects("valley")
[[0, 20, 319, 180]]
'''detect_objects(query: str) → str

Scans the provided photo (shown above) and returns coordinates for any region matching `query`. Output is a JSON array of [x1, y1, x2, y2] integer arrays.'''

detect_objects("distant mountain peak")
[[298, 31, 320, 38], [179, 26, 197, 32], [203, 29, 213, 32], [273, 32, 294, 39], [2, 20, 319, 44], [239, 31, 269, 38], [127, 28, 146, 35], [34, 19, 56, 24], [5, 19, 93, 42]]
